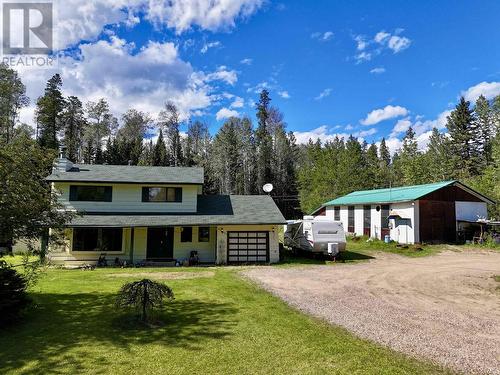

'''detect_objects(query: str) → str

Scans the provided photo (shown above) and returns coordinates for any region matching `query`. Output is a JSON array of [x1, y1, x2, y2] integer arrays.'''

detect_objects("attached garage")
[[227, 231, 269, 263]]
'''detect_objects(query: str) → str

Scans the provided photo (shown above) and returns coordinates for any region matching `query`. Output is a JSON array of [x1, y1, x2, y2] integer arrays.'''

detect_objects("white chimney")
[[53, 146, 74, 172]]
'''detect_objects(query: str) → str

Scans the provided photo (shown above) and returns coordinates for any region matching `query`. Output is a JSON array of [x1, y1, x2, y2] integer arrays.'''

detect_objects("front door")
[[147, 227, 174, 260]]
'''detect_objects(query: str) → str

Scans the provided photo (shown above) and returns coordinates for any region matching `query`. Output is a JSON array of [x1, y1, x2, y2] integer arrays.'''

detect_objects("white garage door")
[[227, 231, 269, 263]]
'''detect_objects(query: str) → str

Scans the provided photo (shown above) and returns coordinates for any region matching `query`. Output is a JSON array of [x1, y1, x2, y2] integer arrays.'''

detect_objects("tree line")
[[1, 62, 499, 235], [1, 65, 301, 219], [297, 95, 500, 217]]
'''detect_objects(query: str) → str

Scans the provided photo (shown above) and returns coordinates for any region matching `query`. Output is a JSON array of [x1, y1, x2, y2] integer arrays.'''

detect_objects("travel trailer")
[[284, 216, 346, 257]]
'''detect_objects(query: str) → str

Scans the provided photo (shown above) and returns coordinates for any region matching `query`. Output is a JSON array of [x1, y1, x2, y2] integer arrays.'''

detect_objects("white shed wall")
[[389, 202, 416, 244]]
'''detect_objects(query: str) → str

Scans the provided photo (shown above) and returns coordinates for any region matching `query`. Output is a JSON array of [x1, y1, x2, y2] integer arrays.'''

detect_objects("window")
[[142, 187, 182, 202], [198, 227, 210, 242], [72, 228, 123, 252], [348, 206, 355, 232], [69, 186, 112, 202], [381, 205, 390, 229], [181, 227, 192, 242], [363, 205, 371, 229], [334, 206, 340, 221]]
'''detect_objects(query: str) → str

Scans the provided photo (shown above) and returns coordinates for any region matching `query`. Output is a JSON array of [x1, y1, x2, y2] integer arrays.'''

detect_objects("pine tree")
[[446, 97, 480, 177], [365, 142, 379, 188], [35, 74, 65, 149], [0, 63, 29, 144], [61, 96, 86, 162], [152, 129, 168, 166], [255, 90, 273, 193], [236, 117, 256, 194], [378, 137, 392, 187], [474, 95, 493, 166], [396, 127, 427, 184], [425, 128, 453, 181], [211, 118, 241, 194], [84, 99, 117, 164], [158, 102, 183, 166]]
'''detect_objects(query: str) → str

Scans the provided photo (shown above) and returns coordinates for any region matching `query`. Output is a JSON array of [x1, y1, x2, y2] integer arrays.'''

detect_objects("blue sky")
[[16, 0, 500, 152]]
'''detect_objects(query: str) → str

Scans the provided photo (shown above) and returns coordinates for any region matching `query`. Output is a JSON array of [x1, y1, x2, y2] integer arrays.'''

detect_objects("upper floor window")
[[69, 185, 112, 202], [142, 187, 182, 203]]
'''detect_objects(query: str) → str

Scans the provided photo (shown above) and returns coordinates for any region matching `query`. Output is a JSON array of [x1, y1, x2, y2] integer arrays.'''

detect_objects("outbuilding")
[[312, 180, 494, 244]]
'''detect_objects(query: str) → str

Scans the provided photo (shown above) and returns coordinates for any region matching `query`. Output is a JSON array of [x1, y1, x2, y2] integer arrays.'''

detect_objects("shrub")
[[0, 261, 30, 327], [116, 279, 174, 323]]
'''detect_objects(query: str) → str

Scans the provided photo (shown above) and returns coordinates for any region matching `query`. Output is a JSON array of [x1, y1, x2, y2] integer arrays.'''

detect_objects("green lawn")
[[0, 267, 450, 375]]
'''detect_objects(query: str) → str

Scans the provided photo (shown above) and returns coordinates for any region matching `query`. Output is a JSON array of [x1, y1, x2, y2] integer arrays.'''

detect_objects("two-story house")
[[46, 151, 286, 266]]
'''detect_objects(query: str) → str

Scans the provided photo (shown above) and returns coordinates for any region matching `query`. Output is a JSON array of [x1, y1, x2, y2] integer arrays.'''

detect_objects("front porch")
[[49, 224, 281, 267]]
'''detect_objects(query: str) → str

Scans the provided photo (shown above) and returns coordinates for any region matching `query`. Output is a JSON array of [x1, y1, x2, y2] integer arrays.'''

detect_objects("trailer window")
[[334, 206, 340, 221]]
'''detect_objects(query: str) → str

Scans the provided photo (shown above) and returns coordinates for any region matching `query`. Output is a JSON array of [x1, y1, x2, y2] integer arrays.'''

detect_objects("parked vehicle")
[[284, 216, 346, 257]]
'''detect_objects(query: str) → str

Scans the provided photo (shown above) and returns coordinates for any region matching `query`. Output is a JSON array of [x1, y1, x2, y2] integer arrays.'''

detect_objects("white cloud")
[[230, 96, 244, 108], [353, 29, 411, 63], [293, 126, 377, 145], [370, 67, 386, 74], [200, 40, 221, 53], [356, 128, 377, 137], [144, 0, 265, 34], [360, 105, 409, 125], [345, 124, 354, 131], [17, 37, 241, 125], [390, 117, 412, 137], [387, 35, 411, 53], [16, 1, 265, 51], [376, 137, 402, 155], [314, 88, 332, 100], [278, 90, 290, 99], [461, 81, 500, 102], [202, 66, 238, 85], [216, 107, 239, 120], [389, 110, 451, 142], [311, 31, 334, 41], [355, 51, 372, 63], [240, 58, 253, 65], [354, 35, 367, 51], [374, 31, 390, 44]]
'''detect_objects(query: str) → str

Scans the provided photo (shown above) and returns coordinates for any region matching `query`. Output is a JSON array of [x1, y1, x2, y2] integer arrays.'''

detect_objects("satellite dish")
[[263, 183, 273, 193]]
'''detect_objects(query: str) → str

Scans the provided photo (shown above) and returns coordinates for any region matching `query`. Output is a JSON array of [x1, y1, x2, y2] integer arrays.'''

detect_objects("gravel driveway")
[[243, 250, 500, 374]]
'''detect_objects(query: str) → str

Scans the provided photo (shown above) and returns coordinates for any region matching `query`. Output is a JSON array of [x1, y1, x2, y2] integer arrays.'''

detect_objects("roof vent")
[[53, 146, 74, 172]]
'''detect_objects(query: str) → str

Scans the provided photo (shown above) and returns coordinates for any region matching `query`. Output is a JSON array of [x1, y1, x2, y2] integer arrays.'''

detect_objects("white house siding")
[[455, 201, 488, 222], [340, 207, 349, 232], [215, 225, 280, 264], [370, 206, 382, 240], [389, 202, 417, 244], [53, 182, 199, 213], [173, 226, 216, 263]]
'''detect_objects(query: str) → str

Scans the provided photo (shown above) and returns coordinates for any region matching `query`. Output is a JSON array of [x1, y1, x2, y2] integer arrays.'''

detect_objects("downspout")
[[129, 227, 135, 264]]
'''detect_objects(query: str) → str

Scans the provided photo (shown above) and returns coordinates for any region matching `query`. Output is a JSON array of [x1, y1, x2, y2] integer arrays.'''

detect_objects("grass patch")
[[0, 267, 450, 374], [346, 236, 443, 257]]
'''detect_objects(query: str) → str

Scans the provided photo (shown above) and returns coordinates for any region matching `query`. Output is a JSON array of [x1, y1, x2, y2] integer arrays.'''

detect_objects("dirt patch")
[[109, 271, 215, 280], [243, 250, 500, 375]]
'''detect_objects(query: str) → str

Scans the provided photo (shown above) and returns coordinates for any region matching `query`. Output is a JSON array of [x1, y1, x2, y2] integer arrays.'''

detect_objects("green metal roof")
[[46, 164, 204, 184], [68, 195, 287, 227], [323, 180, 457, 206]]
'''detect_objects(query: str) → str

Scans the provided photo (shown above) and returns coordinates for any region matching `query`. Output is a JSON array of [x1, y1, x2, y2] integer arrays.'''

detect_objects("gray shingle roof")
[[68, 195, 286, 227], [46, 164, 204, 184]]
